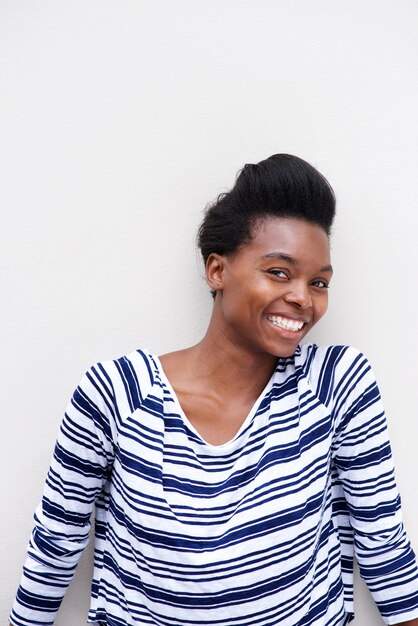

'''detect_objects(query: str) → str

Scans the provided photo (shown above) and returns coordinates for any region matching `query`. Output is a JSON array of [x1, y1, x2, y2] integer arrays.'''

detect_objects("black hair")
[[197, 153, 335, 268]]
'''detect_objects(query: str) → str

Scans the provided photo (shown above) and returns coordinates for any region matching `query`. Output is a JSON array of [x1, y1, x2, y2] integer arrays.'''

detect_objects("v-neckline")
[[153, 354, 278, 449]]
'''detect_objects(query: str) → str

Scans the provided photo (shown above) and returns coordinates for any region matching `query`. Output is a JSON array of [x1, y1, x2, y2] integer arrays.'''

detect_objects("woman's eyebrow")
[[263, 252, 297, 265], [262, 252, 333, 273]]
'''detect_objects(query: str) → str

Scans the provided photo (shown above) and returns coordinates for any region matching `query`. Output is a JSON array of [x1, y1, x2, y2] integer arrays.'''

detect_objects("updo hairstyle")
[[197, 154, 336, 269]]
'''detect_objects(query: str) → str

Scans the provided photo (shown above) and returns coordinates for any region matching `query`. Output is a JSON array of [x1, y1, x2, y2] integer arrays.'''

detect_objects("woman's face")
[[210, 217, 333, 358]]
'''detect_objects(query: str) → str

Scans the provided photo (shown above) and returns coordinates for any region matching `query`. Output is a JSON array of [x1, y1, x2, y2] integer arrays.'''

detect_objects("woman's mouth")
[[265, 314, 306, 332]]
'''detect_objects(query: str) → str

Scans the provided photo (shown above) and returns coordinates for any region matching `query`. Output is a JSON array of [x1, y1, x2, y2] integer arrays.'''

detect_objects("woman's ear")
[[205, 253, 225, 293]]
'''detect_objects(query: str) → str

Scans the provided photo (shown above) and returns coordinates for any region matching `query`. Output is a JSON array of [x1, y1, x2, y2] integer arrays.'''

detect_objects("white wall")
[[1, 1, 417, 625]]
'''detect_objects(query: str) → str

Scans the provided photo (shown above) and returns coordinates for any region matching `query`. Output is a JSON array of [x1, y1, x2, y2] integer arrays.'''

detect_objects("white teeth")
[[266, 315, 304, 332]]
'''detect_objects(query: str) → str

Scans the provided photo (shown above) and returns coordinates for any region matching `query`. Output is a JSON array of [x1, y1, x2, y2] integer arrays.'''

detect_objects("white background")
[[1, 1, 417, 625]]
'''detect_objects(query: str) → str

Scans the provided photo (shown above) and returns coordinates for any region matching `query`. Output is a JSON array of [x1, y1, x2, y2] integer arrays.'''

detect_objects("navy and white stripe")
[[10, 345, 418, 626]]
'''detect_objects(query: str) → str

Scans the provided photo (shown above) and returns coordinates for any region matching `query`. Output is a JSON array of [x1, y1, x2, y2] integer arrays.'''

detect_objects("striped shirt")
[[10, 344, 418, 626]]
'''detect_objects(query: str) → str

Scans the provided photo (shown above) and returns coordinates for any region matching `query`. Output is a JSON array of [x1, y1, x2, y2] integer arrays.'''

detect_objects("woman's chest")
[[111, 386, 335, 530]]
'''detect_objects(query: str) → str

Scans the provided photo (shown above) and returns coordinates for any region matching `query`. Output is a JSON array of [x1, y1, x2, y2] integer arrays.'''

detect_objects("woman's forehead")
[[248, 216, 331, 257]]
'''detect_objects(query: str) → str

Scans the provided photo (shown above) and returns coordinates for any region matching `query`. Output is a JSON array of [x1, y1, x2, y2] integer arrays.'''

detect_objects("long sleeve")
[[10, 364, 116, 626], [331, 347, 418, 625]]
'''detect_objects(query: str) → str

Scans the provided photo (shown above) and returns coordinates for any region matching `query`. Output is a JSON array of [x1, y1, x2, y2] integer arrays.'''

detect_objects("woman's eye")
[[311, 279, 329, 289], [268, 269, 288, 278]]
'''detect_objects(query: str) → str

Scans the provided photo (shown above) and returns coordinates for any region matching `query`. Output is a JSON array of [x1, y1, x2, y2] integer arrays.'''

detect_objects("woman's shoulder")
[[294, 343, 376, 408], [296, 342, 371, 377], [82, 347, 161, 409], [89, 346, 157, 376]]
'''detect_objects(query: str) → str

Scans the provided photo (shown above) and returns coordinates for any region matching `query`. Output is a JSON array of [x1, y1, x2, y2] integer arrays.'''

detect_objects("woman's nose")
[[283, 281, 312, 309]]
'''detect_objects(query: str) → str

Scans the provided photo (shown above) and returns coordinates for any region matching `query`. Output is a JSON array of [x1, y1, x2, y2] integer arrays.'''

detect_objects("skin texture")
[[160, 216, 332, 446]]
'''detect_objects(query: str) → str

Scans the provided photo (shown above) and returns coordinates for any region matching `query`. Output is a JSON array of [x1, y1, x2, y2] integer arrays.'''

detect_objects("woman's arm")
[[331, 348, 418, 625], [10, 364, 116, 626]]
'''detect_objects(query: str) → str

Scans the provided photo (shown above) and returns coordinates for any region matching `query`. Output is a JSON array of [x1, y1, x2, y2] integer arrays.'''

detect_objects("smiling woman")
[[203, 218, 332, 360], [10, 155, 418, 626]]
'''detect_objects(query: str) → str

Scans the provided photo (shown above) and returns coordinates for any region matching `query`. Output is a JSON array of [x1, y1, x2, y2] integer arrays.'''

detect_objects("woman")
[[10, 155, 418, 626]]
